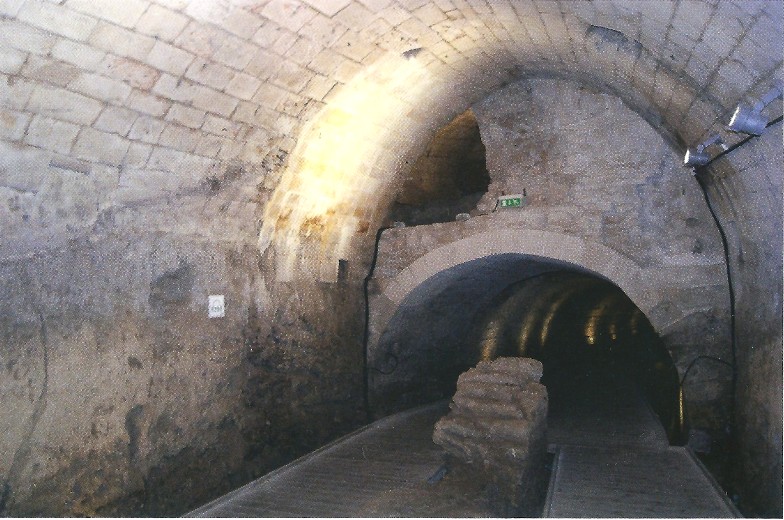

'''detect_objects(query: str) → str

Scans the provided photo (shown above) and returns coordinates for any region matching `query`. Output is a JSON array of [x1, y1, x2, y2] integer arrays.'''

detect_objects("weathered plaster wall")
[[369, 77, 731, 435], [0, 142, 365, 514]]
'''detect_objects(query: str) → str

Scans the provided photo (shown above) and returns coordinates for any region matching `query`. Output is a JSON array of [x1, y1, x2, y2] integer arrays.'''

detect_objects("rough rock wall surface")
[[370, 77, 731, 433], [704, 126, 783, 517], [0, 0, 779, 515], [433, 357, 548, 516]]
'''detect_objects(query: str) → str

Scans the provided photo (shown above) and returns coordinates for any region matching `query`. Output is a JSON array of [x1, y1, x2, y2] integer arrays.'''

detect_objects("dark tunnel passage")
[[369, 256, 681, 444]]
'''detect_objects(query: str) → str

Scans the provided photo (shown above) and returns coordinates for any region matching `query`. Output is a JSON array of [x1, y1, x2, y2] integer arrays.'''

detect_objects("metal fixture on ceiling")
[[728, 80, 783, 136], [683, 134, 726, 168]]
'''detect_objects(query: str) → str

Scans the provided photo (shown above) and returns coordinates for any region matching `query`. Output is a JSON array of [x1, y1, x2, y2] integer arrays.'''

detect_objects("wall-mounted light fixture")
[[684, 134, 726, 168], [728, 80, 783, 136]]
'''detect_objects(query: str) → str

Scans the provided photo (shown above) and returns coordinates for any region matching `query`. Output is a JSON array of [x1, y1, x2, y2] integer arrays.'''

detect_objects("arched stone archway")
[[368, 225, 727, 374]]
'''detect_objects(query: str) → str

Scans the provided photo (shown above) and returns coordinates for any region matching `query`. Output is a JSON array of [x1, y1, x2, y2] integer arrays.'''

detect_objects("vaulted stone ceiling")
[[0, 0, 781, 516], [2, 1, 781, 275]]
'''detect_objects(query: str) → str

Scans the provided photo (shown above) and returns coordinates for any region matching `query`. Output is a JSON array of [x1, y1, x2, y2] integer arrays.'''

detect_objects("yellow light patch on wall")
[[539, 288, 580, 346], [479, 319, 502, 361], [259, 54, 433, 281]]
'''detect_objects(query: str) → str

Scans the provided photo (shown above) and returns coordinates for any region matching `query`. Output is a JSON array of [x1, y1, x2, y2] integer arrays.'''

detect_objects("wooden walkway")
[[187, 360, 740, 518], [543, 363, 740, 518], [186, 402, 494, 517], [545, 445, 739, 517]]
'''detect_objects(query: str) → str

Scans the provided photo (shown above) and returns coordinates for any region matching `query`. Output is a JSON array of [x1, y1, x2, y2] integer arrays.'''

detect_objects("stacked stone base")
[[433, 357, 548, 516]]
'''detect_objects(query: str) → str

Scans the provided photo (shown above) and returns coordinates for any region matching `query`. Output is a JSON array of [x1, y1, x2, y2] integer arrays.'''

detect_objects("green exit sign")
[[498, 194, 525, 208]]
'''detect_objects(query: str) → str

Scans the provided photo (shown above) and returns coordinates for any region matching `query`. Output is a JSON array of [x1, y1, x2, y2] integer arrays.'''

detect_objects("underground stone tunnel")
[[0, 0, 781, 517]]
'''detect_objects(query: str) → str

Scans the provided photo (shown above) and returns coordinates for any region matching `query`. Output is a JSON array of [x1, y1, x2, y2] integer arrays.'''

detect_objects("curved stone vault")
[[0, 0, 781, 517]]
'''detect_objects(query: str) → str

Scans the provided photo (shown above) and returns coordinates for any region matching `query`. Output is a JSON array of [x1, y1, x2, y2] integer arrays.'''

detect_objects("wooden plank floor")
[[188, 362, 739, 518], [545, 446, 740, 518], [186, 402, 495, 518], [544, 365, 740, 518], [546, 361, 670, 450]]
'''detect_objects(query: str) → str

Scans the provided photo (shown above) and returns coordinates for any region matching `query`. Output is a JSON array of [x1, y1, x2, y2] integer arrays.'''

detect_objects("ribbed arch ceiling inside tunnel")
[[369, 255, 680, 437], [257, 0, 782, 281]]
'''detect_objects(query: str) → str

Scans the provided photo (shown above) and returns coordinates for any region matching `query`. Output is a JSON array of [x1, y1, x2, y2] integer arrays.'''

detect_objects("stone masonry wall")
[[0, 0, 780, 516], [369, 77, 732, 437], [704, 123, 783, 516]]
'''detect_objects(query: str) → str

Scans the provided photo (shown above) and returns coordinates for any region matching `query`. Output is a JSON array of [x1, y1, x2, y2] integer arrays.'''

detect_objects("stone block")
[[68, 0, 149, 28], [672, 0, 713, 40], [270, 60, 311, 93], [165, 103, 206, 129], [158, 123, 199, 152], [89, 21, 156, 61], [51, 39, 106, 70], [0, 46, 26, 75], [69, 72, 133, 105], [72, 127, 130, 165], [123, 141, 153, 168], [283, 36, 324, 67], [135, 3, 189, 41], [147, 145, 212, 175], [0, 108, 30, 141], [17, 1, 98, 41], [22, 55, 80, 87], [232, 101, 259, 125], [0, 19, 56, 55], [433, 357, 548, 516], [302, 0, 350, 17], [302, 74, 338, 102], [304, 48, 342, 76], [221, 8, 265, 39], [126, 89, 170, 117], [333, 30, 375, 61], [413, 3, 448, 26], [185, 58, 234, 91], [145, 40, 195, 76], [194, 134, 223, 157], [225, 72, 262, 101], [334, 2, 377, 28], [213, 34, 259, 71], [262, 0, 318, 32], [94, 106, 138, 136], [27, 85, 103, 125], [202, 114, 244, 139], [128, 115, 166, 144], [0, 0, 24, 17], [23, 115, 80, 154], [271, 27, 300, 55], [152, 73, 194, 103], [244, 48, 281, 81], [190, 85, 238, 118], [175, 21, 225, 58], [0, 74, 34, 110], [332, 58, 362, 83], [98, 55, 160, 90], [377, 4, 409, 25]]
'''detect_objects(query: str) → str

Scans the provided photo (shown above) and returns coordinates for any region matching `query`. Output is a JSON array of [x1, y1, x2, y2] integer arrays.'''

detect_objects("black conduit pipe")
[[363, 226, 391, 422], [689, 172, 738, 433], [680, 115, 783, 435]]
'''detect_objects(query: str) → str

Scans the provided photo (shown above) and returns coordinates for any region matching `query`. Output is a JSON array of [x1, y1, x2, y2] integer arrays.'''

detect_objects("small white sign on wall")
[[208, 295, 225, 318]]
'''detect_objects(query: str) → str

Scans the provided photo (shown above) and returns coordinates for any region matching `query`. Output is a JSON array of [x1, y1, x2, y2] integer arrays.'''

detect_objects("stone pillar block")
[[433, 357, 548, 516]]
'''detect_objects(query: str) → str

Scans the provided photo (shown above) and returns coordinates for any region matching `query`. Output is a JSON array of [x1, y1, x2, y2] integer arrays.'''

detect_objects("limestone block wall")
[[0, 1, 366, 514]]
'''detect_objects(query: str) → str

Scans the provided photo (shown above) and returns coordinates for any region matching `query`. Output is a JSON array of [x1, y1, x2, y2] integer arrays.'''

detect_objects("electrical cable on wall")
[[679, 115, 783, 438], [363, 226, 391, 422], [682, 169, 738, 443]]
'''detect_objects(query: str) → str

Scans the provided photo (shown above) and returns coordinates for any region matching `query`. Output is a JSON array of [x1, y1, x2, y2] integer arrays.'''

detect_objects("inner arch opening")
[[388, 109, 490, 226], [369, 255, 680, 443]]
